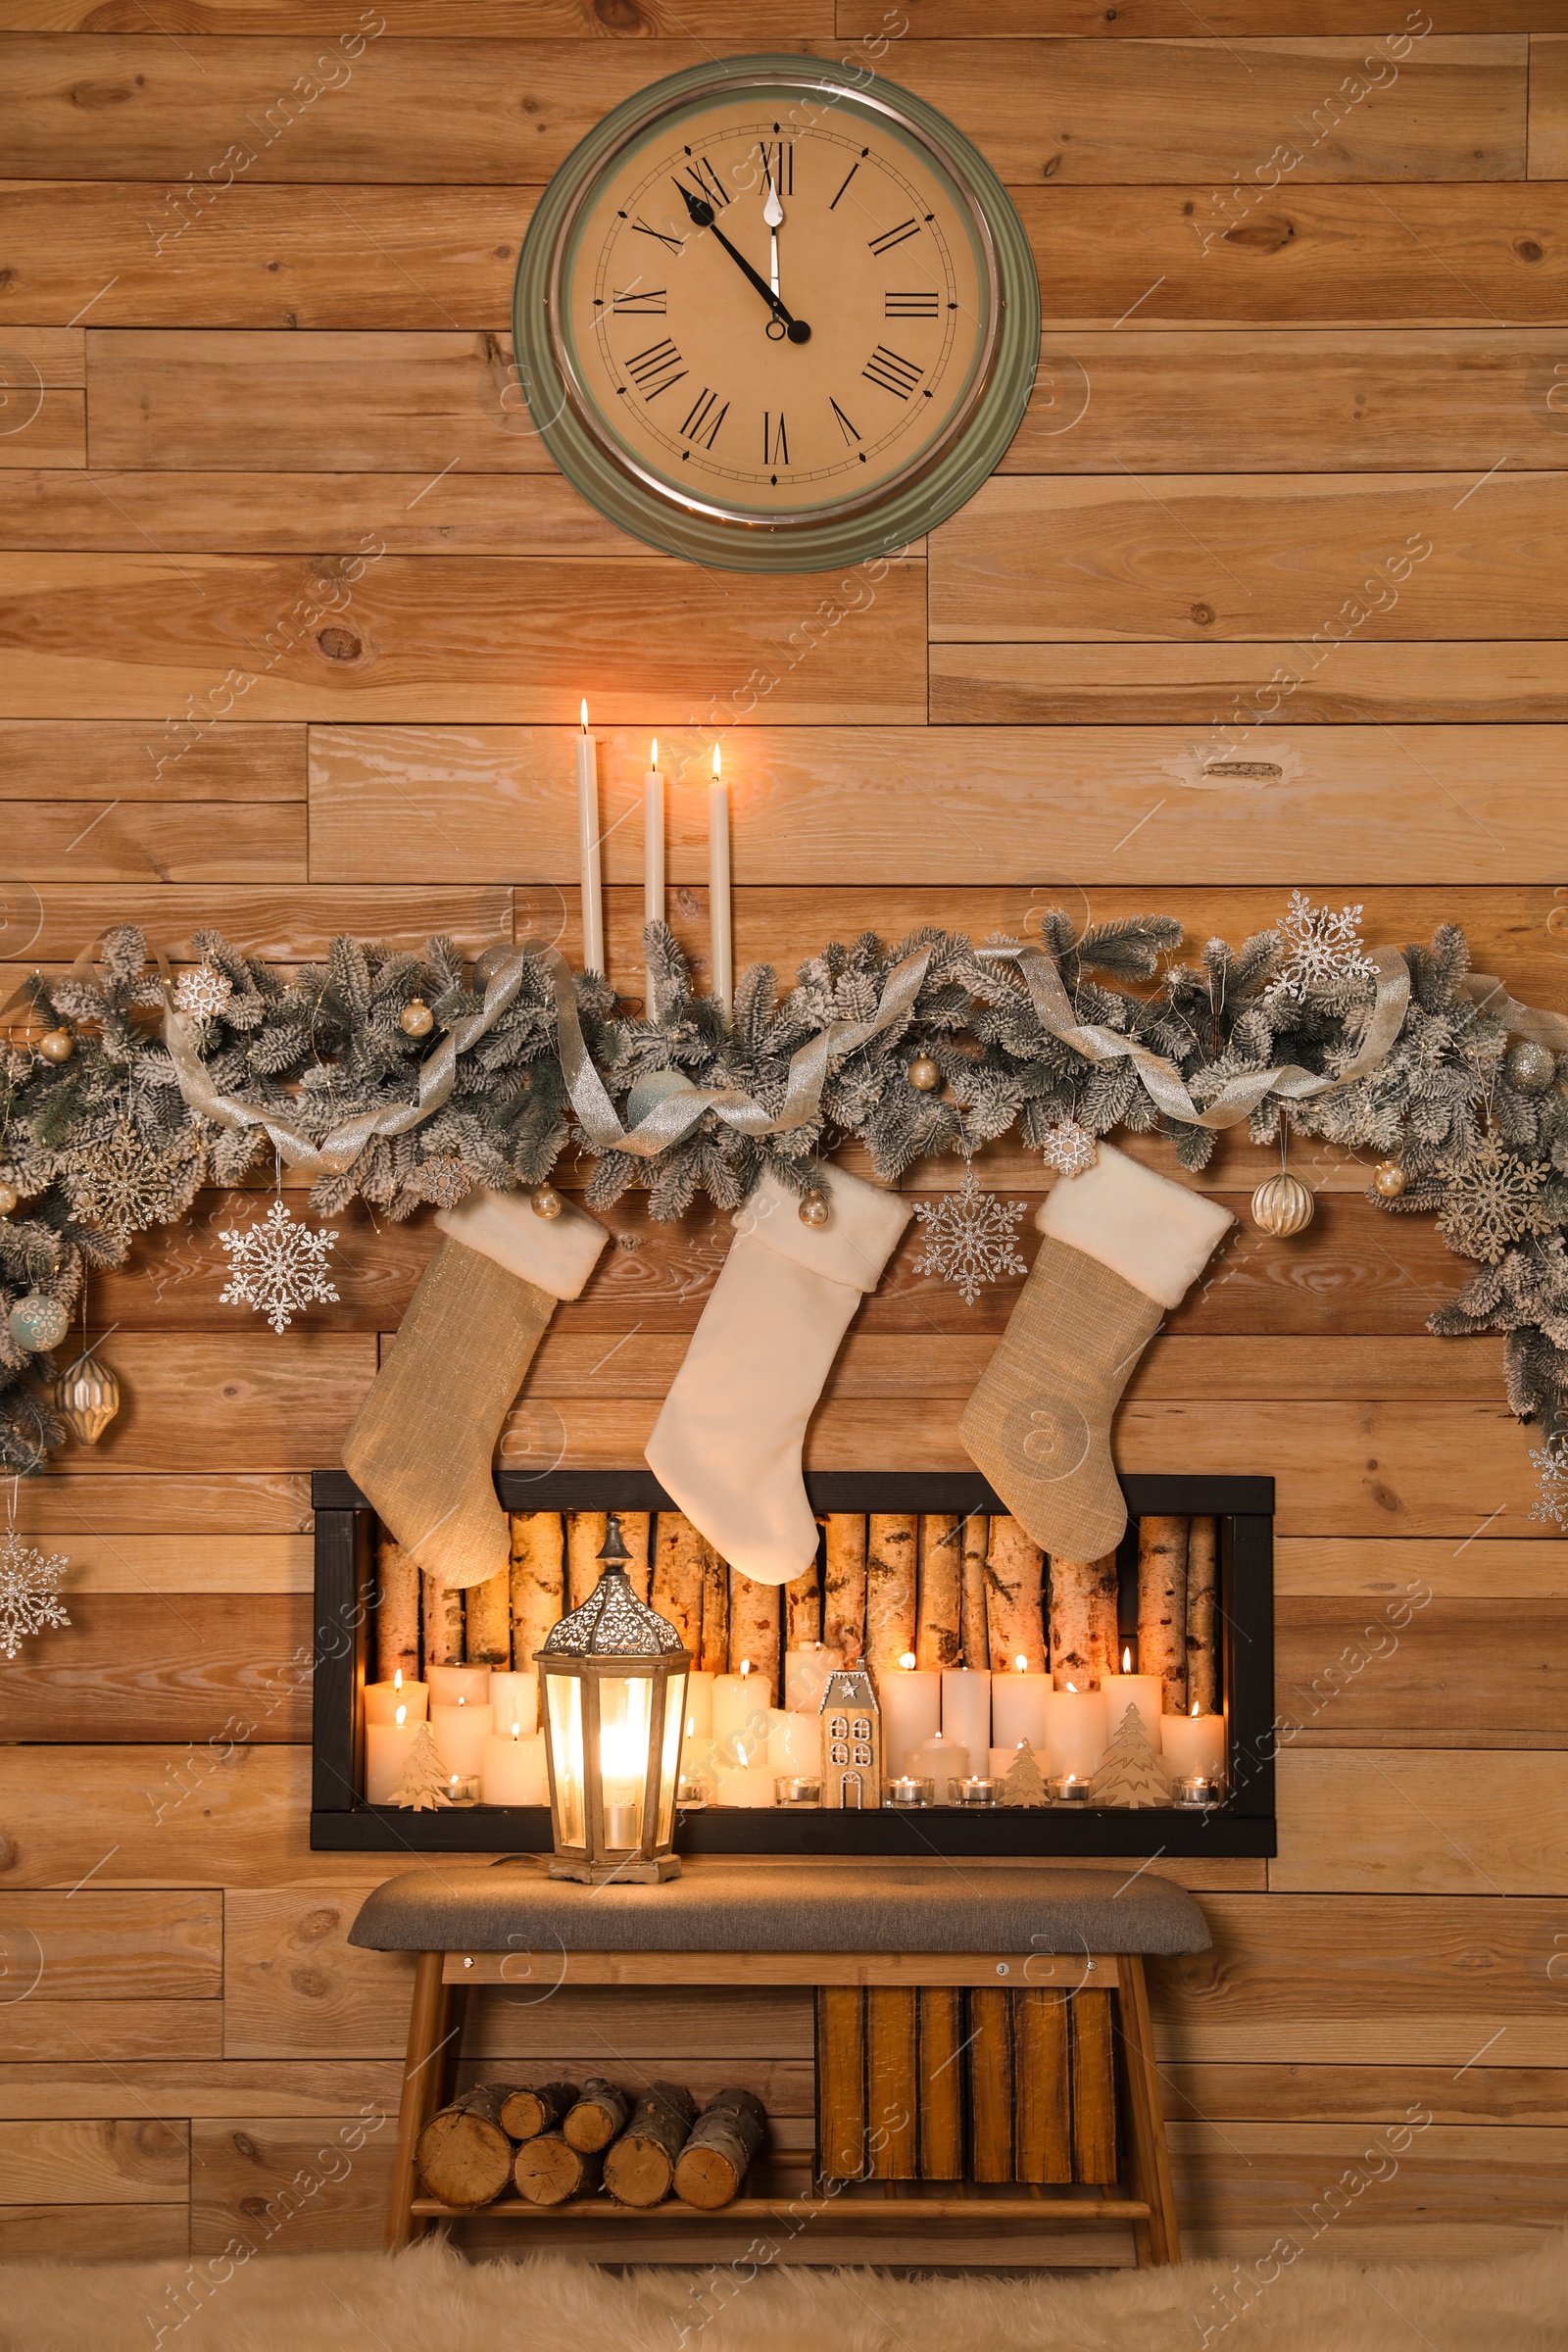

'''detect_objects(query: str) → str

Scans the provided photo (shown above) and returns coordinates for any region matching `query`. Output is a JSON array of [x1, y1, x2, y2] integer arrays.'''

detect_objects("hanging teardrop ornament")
[[55, 1348, 121, 1446]]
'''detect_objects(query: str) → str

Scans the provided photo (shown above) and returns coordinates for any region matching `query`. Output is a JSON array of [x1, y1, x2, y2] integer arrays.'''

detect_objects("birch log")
[[865, 1513, 918, 1682], [1088, 1553, 1122, 1685], [566, 1510, 609, 1612], [1186, 1515, 1219, 1715], [1137, 1515, 1189, 1714], [985, 1518, 1047, 1673], [466, 1567, 513, 1668], [603, 2082, 697, 2207], [822, 1515, 866, 1664], [699, 1542, 729, 1673], [416, 2086, 512, 2208], [514, 2135, 601, 2207], [959, 1513, 990, 1673], [510, 1512, 564, 1672], [421, 1572, 465, 1668], [672, 2087, 768, 2210], [499, 2082, 578, 2141], [375, 1537, 420, 1684], [785, 1557, 821, 1648], [729, 1568, 780, 1695], [619, 1511, 652, 1604], [651, 1512, 704, 1658], [1048, 1556, 1098, 1690], [915, 1515, 963, 1670], [564, 2079, 631, 2154]]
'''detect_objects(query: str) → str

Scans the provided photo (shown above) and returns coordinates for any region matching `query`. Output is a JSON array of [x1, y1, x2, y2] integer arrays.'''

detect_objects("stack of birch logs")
[[374, 1509, 1219, 1718], [415, 2078, 768, 2212]]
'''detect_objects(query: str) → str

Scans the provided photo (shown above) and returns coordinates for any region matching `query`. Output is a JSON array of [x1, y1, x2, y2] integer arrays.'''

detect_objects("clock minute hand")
[[674, 182, 811, 344]]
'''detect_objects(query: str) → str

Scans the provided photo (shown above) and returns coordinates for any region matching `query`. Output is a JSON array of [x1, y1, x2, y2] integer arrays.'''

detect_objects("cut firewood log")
[[513, 2133, 602, 2207], [416, 2085, 513, 2209], [698, 1540, 729, 1672], [651, 1512, 704, 1658], [466, 1564, 512, 1669], [619, 1510, 652, 1603], [566, 1510, 609, 1612], [728, 1567, 780, 1693], [785, 1553, 822, 1647], [672, 2086, 767, 2210], [959, 1512, 989, 1672], [865, 1512, 917, 1682], [603, 2082, 698, 2208], [498, 2081, 579, 2142], [564, 2078, 631, 2154], [374, 1536, 420, 1684], [510, 1511, 564, 1672], [823, 1514, 867, 1663], [1087, 1552, 1121, 1685], [986, 1517, 1046, 1673], [420, 1571, 465, 1668], [1186, 1515, 1219, 1714], [915, 1514, 963, 1669], [1137, 1515, 1189, 1714]]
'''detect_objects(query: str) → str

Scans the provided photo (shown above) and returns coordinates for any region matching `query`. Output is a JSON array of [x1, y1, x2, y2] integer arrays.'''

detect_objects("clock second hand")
[[763, 168, 783, 307], [674, 181, 811, 344]]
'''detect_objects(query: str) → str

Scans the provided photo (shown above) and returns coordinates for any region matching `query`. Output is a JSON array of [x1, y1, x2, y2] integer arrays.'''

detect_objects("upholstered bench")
[[353, 1858, 1208, 2266]]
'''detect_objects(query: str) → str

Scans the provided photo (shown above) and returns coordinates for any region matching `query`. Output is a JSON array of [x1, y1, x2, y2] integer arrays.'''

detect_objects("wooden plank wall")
[[2, 0, 1567, 2272]]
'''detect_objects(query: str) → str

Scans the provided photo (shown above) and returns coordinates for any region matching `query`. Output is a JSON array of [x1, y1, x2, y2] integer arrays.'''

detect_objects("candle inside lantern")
[[365, 1701, 417, 1803], [709, 741, 732, 1016], [481, 1719, 549, 1806], [577, 699, 605, 978], [430, 1693, 494, 1776], [878, 1651, 942, 1773], [1043, 1682, 1108, 1783], [488, 1669, 537, 1739], [940, 1666, 992, 1765], [1102, 1645, 1164, 1750], [1161, 1699, 1226, 1784], [365, 1664, 428, 1725], [991, 1653, 1053, 1750]]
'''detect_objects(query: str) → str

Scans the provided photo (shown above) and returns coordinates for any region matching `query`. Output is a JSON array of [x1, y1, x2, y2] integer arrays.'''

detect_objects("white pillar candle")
[[990, 1743, 1038, 1781], [1044, 1685, 1108, 1782], [644, 739, 664, 1008], [1161, 1703, 1227, 1783], [430, 1697, 493, 1775], [365, 1667, 427, 1725], [714, 1734, 773, 1807], [784, 1644, 843, 1714], [1102, 1647, 1164, 1749], [879, 1653, 942, 1775], [991, 1655, 1053, 1749], [481, 1723, 549, 1805], [708, 741, 732, 1015], [908, 1734, 968, 1794], [768, 1711, 823, 1776], [940, 1667, 991, 1764], [366, 1708, 417, 1803], [488, 1670, 536, 1738], [712, 1662, 769, 1753], [426, 1664, 491, 1708], [683, 1669, 715, 1739], [577, 699, 605, 977]]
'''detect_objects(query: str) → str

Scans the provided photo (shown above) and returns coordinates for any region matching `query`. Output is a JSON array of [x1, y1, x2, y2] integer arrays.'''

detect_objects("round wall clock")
[[513, 54, 1040, 572]]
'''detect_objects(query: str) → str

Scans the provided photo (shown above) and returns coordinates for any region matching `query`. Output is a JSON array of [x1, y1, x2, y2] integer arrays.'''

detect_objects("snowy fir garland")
[[0, 906, 1565, 1487]]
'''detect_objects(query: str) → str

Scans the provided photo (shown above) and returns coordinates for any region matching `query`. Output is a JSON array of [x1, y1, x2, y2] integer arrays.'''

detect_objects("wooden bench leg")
[[1115, 1954, 1182, 2267], [388, 1949, 463, 2252]]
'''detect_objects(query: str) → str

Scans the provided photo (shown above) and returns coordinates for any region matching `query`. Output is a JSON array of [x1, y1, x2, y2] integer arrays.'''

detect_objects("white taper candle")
[[644, 737, 664, 1009], [576, 699, 605, 978], [709, 741, 732, 1016]]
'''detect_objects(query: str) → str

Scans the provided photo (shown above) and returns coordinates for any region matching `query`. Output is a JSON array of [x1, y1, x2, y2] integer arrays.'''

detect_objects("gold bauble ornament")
[[400, 998, 434, 1039], [530, 1183, 563, 1220], [1504, 1037, 1557, 1095], [799, 1187, 831, 1228], [1372, 1159, 1407, 1200], [55, 1349, 121, 1446], [1250, 1170, 1315, 1239], [37, 1030, 73, 1065], [907, 1054, 940, 1092], [0, 1182, 18, 1216]]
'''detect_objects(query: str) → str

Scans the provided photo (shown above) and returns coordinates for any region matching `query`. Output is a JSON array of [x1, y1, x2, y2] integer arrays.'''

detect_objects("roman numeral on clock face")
[[612, 287, 667, 315], [631, 217, 684, 252], [868, 218, 920, 256], [680, 386, 729, 449], [763, 411, 788, 466], [624, 338, 687, 400], [885, 290, 939, 318], [681, 153, 730, 209], [861, 344, 924, 400], [829, 396, 861, 446], [759, 140, 794, 194]]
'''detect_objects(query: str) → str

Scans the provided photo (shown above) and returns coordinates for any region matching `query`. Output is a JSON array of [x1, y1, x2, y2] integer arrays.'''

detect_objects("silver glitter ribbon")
[[978, 939, 1413, 1131], [1460, 973, 1568, 1054]]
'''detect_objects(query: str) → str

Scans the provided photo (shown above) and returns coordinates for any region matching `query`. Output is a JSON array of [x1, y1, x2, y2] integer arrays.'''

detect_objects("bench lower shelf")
[[414, 2183, 1152, 2227]]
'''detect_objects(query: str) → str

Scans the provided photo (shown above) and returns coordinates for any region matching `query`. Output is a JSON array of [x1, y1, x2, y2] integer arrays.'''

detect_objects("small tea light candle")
[[445, 1772, 480, 1807], [885, 1776, 935, 1808], [1161, 1701, 1227, 1785], [784, 1643, 843, 1714], [775, 1776, 823, 1807], [954, 1777, 999, 1807], [677, 1777, 712, 1809], [480, 1720, 548, 1806], [488, 1670, 537, 1739], [1173, 1773, 1222, 1808], [879, 1652, 941, 1773], [1051, 1773, 1091, 1805], [940, 1668, 992, 1768], [768, 1711, 822, 1777], [1102, 1646, 1163, 1750], [992, 1654, 1052, 1749], [365, 1703, 417, 1803], [427, 1664, 491, 1709], [714, 1736, 774, 1807], [1044, 1683, 1108, 1783], [683, 1670, 715, 1740], [431, 1695, 493, 1776], [365, 1665, 428, 1726]]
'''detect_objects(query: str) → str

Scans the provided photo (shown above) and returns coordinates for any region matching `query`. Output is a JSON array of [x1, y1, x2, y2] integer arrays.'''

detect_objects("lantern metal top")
[[538, 1512, 687, 1657]]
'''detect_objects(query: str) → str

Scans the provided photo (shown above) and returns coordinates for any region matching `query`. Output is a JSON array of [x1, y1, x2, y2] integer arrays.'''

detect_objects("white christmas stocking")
[[343, 1186, 608, 1590], [960, 1145, 1234, 1561], [646, 1164, 912, 1586]]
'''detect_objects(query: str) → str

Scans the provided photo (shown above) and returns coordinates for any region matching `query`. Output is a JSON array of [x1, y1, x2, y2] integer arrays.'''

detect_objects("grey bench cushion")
[[349, 1860, 1208, 1957]]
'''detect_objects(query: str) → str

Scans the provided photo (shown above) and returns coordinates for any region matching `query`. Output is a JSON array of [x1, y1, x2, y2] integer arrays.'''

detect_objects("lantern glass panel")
[[598, 1673, 653, 1851], [545, 1671, 586, 1848], [657, 1668, 687, 1844]]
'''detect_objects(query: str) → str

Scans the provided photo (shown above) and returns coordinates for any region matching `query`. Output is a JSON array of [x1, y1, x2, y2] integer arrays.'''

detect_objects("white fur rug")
[[0, 2234, 1562, 2352]]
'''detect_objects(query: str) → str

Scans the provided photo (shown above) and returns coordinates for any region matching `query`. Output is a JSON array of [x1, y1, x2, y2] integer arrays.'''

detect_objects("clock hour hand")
[[674, 181, 811, 344]]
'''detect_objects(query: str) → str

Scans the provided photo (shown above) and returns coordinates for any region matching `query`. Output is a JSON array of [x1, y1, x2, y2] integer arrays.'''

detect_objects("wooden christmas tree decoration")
[[1001, 1744, 1048, 1806], [392, 1721, 452, 1811], [1089, 1702, 1172, 1807]]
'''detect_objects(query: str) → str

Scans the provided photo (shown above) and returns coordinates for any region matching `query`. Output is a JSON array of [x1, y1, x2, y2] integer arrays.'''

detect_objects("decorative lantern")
[[534, 1513, 690, 1884]]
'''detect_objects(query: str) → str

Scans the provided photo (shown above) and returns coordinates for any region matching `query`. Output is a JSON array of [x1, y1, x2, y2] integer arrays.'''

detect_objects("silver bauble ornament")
[[906, 1054, 940, 1092], [799, 1187, 831, 1228], [1372, 1159, 1407, 1200], [400, 998, 434, 1039], [530, 1183, 563, 1220], [0, 1182, 18, 1216], [1504, 1038, 1557, 1095], [1251, 1170, 1315, 1239], [55, 1349, 121, 1446], [10, 1293, 69, 1351]]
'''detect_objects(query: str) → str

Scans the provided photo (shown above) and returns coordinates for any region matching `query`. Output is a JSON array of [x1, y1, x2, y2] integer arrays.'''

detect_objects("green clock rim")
[[512, 54, 1041, 576]]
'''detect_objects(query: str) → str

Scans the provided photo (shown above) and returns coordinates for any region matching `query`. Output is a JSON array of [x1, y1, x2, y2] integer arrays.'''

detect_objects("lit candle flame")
[[512, 1721, 520, 1741], [1191, 1698, 1200, 1716], [1066, 1681, 1077, 1693], [739, 1658, 751, 1679], [579, 698, 589, 734], [395, 1703, 406, 1727], [899, 1651, 916, 1671], [711, 742, 722, 781], [1122, 1645, 1133, 1673], [393, 1667, 403, 1692], [650, 737, 659, 768], [1013, 1653, 1027, 1673], [735, 1739, 749, 1766], [456, 1694, 465, 1706]]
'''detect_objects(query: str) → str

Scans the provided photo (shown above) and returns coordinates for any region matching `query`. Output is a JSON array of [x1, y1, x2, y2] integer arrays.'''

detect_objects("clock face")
[[515, 59, 1040, 570]]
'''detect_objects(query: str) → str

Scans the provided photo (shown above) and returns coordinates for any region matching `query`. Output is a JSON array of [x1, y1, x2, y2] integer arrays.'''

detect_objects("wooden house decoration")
[[819, 1668, 882, 1809]]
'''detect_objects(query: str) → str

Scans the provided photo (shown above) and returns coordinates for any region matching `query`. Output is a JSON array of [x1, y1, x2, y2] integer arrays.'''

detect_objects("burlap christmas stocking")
[[343, 1187, 608, 1590], [960, 1144, 1234, 1560], [646, 1164, 912, 1586]]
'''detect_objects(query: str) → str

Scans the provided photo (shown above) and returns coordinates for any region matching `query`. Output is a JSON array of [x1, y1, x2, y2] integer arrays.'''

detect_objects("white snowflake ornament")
[[66, 1117, 202, 1244], [1438, 1131, 1550, 1264], [219, 1198, 339, 1334], [0, 1528, 71, 1659], [1041, 1118, 1098, 1179], [173, 960, 233, 1021], [913, 1167, 1028, 1305], [1263, 891, 1377, 1005], [1530, 1439, 1568, 1530]]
